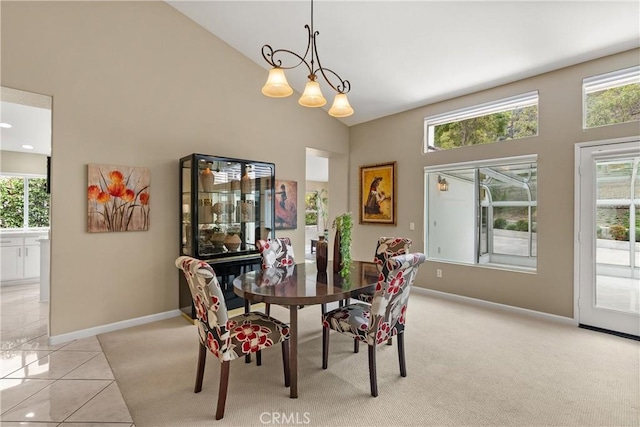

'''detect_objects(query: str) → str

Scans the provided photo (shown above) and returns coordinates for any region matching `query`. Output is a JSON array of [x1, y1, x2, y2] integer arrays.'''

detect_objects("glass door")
[[577, 140, 640, 337]]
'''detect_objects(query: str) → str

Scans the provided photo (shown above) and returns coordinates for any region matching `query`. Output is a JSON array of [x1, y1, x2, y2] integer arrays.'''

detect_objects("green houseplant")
[[332, 212, 353, 278]]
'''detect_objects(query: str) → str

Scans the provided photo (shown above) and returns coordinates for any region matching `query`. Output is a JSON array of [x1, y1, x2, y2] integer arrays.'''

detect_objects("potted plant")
[[332, 212, 353, 278]]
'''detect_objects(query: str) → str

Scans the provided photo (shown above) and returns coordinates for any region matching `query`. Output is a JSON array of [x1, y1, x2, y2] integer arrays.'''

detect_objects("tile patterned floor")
[[0, 283, 134, 426]]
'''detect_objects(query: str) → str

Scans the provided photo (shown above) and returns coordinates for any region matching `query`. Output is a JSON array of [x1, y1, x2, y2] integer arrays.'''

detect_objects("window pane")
[[597, 160, 633, 199], [0, 177, 25, 229], [585, 82, 640, 128], [426, 169, 476, 264], [426, 159, 536, 270], [28, 177, 50, 228]]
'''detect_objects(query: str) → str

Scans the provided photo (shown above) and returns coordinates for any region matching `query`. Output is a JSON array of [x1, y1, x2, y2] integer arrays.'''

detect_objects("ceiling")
[[168, 0, 640, 127], [2, 1, 638, 158], [0, 101, 51, 156]]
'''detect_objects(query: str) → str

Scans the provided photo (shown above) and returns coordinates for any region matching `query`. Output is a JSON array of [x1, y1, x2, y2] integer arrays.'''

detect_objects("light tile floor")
[[0, 283, 134, 426]]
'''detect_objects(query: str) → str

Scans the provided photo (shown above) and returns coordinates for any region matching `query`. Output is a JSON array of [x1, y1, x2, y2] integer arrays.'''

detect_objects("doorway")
[[576, 138, 640, 337], [0, 86, 52, 335], [305, 149, 329, 258]]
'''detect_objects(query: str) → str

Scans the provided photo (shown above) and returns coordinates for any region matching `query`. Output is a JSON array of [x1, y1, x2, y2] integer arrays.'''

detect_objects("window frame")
[[0, 172, 49, 230], [423, 91, 539, 153], [424, 154, 538, 273], [582, 65, 640, 130]]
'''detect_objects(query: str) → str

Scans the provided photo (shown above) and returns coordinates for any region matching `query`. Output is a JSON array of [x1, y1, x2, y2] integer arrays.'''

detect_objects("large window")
[[0, 174, 49, 229], [583, 66, 640, 129], [423, 92, 538, 153], [425, 156, 537, 271]]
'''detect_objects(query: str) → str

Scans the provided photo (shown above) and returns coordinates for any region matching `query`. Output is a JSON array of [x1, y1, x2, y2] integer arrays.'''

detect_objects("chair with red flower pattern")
[[256, 237, 295, 315], [321, 253, 425, 397], [354, 237, 413, 305], [175, 256, 290, 420]]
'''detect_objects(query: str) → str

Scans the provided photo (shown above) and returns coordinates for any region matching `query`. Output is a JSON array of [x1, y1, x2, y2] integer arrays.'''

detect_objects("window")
[[425, 156, 537, 271], [424, 91, 538, 153], [305, 192, 318, 226], [0, 174, 49, 229], [583, 66, 640, 129]]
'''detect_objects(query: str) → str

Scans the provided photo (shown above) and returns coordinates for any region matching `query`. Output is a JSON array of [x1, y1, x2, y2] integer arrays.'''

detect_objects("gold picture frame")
[[359, 161, 396, 225]]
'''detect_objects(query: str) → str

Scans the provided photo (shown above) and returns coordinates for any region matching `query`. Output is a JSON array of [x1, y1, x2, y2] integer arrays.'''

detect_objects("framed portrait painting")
[[275, 179, 297, 230], [359, 161, 396, 225]]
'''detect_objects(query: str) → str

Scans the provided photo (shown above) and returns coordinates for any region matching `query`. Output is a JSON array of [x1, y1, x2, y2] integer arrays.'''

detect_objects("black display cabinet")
[[179, 153, 275, 316]]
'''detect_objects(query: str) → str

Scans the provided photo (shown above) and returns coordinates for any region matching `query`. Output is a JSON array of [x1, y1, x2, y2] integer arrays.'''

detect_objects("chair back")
[[256, 237, 295, 269], [176, 256, 231, 359], [367, 253, 426, 346], [373, 237, 412, 272]]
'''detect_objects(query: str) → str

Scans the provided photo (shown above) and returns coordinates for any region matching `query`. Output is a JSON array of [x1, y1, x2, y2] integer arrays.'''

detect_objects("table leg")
[[289, 304, 298, 398]]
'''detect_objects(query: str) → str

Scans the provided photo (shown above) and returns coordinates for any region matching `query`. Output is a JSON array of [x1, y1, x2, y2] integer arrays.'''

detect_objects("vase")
[[199, 168, 215, 192], [224, 233, 241, 251], [211, 231, 226, 249], [333, 229, 342, 274], [316, 235, 328, 272]]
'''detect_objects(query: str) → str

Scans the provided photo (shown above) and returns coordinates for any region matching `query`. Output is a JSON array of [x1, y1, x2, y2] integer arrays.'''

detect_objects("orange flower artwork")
[[87, 164, 150, 232]]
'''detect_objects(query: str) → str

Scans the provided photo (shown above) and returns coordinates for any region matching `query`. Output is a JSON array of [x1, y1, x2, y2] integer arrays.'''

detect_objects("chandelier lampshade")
[[328, 93, 354, 117], [260, 0, 353, 117], [299, 81, 327, 107], [261, 68, 294, 98]]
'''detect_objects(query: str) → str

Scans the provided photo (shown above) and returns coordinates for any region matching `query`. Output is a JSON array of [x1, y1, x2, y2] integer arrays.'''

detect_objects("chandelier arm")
[[261, 25, 314, 76], [311, 33, 351, 94]]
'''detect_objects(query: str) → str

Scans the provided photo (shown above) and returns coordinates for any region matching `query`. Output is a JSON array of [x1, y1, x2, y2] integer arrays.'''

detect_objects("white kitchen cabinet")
[[0, 233, 48, 284], [1, 240, 23, 281], [24, 238, 42, 279]]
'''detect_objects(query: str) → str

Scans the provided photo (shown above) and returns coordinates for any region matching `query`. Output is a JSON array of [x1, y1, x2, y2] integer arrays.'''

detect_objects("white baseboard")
[[49, 309, 183, 346], [1, 278, 39, 287], [412, 287, 577, 326]]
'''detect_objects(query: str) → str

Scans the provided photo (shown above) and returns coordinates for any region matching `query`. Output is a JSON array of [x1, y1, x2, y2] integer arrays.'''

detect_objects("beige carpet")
[[98, 292, 639, 426]]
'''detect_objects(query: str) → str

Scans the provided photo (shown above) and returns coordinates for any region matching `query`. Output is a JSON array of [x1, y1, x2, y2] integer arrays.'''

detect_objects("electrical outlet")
[[409, 222, 415, 230], [436, 269, 442, 278]]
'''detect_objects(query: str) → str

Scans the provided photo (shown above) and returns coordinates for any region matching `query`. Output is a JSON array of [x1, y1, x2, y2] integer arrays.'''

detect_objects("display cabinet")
[[179, 153, 275, 314]]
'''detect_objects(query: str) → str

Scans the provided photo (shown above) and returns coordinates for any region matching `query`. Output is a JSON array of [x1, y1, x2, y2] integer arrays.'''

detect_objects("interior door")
[[576, 139, 640, 337]]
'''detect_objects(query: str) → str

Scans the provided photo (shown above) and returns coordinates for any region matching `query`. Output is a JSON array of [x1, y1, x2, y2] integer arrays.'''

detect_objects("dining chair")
[[256, 237, 295, 316], [356, 237, 413, 304], [321, 253, 426, 397], [175, 256, 290, 420]]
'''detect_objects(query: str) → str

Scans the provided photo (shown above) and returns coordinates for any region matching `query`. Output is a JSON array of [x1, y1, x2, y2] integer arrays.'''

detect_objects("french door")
[[576, 138, 640, 337]]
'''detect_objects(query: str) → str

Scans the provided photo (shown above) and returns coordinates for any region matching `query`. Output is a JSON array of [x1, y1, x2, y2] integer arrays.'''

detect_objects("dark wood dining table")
[[232, 261, 378, 398]]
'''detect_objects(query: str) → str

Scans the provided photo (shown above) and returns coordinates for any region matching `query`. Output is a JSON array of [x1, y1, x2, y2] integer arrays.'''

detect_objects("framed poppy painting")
[[87, 164, 150, 232], [359, 161, 396, 225]]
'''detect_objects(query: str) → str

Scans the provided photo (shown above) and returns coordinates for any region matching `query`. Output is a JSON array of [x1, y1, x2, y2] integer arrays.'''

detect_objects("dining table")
[[232, 260, 378, 398]]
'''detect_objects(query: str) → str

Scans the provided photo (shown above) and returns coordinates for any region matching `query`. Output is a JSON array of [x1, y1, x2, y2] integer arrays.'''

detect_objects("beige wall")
[[349, 48, 640, 318], [1, 1, 349, 336], [0, 151, 48, 175]]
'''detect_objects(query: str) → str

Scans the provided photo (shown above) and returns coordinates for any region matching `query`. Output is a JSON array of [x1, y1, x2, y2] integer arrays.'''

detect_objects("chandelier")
[[260, 0, 354, 118]]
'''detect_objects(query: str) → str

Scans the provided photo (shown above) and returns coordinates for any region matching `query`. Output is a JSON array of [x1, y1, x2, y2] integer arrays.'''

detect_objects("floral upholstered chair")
[[256, 237, 295, 315], [356, 237, 413, 304], [256, 237, 295, 269], [175, 256, 290, 420], [321, 253, 426, 397]]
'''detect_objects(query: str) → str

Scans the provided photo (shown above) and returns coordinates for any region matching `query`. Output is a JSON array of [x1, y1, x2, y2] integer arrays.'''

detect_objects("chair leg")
[[215, 360, 230, 420], [368, 344, 378, 397], [282, 340, 290, 387], [322, 327, 330, 369], [265, 303, 271, 316], [353, 338, 359, 353], [387, 337, 393, 346], [256, 350, 262, 366], [194, 343, 207, 393], [397, 332, 407, 377], [321, 303, 326, 315]]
